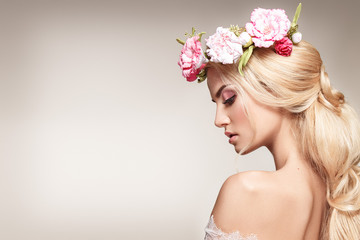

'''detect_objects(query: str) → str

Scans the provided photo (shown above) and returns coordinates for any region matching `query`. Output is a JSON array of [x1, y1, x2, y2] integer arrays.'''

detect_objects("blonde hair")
[[206, 41, 360, 239]]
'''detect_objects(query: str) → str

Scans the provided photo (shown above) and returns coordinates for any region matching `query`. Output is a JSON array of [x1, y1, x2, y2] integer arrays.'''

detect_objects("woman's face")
[[206, 68, 283, 154]]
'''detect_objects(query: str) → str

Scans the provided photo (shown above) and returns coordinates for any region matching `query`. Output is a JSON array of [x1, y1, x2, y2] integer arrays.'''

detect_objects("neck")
[[266, 117, 306, 171]]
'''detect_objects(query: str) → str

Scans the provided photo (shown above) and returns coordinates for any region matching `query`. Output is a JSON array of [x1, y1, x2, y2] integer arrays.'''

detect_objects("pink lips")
[[229, 135, 238, 144], [225, 131, 238, 144]]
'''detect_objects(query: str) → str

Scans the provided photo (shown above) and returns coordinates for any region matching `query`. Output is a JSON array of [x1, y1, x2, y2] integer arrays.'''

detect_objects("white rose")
[[292, 32, 302, 44]]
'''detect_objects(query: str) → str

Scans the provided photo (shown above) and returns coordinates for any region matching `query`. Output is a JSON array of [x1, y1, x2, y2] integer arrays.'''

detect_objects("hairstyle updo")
[[206, 41, 360, 240]]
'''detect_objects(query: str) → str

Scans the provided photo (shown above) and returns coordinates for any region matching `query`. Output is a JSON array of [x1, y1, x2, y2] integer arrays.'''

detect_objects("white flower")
[[292, 32, 302, 44], [239, 32, 252, 46], [195, 52, 208, 69], [205, 27, 243, 64]]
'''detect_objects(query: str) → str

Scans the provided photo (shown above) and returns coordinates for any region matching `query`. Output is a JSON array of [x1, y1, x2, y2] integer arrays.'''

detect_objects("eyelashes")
[[223, 94, 236, 105]]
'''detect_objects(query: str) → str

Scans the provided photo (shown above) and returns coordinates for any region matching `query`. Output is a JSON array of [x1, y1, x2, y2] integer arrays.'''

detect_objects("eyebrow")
[[212, 84, 229, 102]]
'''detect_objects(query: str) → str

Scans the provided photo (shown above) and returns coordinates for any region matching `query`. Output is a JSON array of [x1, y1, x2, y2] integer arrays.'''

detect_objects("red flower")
[[274, 37, 293, 56]]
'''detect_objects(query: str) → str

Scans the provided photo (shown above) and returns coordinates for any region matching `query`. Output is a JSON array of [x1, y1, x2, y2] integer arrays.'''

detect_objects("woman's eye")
[[223, 95, 236, 105]]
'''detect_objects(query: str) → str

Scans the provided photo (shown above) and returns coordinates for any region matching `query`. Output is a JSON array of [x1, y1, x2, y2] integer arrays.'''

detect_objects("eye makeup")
[[222, 89, 236, 105]]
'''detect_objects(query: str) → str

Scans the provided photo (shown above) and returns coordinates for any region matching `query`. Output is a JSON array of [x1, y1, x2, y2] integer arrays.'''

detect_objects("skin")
[[206, 68, 327, 239]]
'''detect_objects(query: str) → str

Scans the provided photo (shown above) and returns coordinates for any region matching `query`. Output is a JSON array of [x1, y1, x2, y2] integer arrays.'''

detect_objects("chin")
[[235, 144, 254, 155], [234, 145, 242, 154]]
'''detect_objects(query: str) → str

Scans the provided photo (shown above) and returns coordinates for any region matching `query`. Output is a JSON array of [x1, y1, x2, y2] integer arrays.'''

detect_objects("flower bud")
[[239, 32, 252, 47], [292, 32, 302, 44]]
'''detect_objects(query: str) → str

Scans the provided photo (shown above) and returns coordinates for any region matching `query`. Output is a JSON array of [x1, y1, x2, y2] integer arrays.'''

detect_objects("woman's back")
[[177, 4, 360, 239], [206, 165, 327, 240]]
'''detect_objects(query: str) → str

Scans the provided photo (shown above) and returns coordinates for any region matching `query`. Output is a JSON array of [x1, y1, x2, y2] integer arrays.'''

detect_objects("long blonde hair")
[[206, 41, 360, 239]]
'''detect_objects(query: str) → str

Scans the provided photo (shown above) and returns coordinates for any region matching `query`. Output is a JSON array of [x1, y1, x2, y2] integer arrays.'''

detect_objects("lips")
[[225, 131, 236, 138], [225, 131, 238, 144]]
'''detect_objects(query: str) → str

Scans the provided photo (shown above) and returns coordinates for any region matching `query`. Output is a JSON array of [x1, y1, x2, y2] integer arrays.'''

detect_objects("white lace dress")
[[204, 215, 258, 240]]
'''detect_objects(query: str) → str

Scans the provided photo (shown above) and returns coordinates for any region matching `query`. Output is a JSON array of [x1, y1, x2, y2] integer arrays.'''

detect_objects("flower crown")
[[177, 3, 302, 83]]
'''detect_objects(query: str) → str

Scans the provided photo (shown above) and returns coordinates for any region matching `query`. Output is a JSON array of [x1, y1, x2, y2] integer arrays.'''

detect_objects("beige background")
[[0, 0, 359, 239]]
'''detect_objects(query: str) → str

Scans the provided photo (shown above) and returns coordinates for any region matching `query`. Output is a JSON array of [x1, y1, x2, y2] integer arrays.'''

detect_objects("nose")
[[214, 106, 230, 128]]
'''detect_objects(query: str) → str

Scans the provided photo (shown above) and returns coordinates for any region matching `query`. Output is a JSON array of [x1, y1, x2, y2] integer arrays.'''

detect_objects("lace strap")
[[204, 215, 258, 240]]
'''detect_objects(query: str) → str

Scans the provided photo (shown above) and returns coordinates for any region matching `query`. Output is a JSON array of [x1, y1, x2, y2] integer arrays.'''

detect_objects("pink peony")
[[178, 36, 207, 82], [245, 8, 291, 48], [274, 37, 293, 56], [205, 27, 244, 64]]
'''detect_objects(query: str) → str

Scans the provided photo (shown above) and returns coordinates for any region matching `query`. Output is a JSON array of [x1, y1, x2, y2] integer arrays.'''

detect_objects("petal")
[[245, 22, 255, 35]]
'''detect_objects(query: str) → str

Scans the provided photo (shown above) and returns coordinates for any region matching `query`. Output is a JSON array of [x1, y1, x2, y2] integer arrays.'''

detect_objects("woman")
[[177, 4, 360, 240]]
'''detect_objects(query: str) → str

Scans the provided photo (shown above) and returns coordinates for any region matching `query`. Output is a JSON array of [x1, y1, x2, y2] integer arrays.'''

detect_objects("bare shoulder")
[[210, 170, 313, 239]]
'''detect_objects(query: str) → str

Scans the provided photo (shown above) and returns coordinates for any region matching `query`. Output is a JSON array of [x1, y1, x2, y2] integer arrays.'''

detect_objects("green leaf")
[[197, 68, 206, 77], [238, 55, 245, 76], [243, 45, 254, 66], [198, 76, 206, 83], [292, 3, 302, 27], [204, 51, 209, 60], [238, 67, 244, 76], [191, 27, 196, 37], [243, 38, 253, 48], [198, 32, 206, 42], [176, 38, 185, 45], [196, 69, 207, 83], [237, 45, 254, 76]]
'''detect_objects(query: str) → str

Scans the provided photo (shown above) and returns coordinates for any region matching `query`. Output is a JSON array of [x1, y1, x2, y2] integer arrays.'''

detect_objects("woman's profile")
[[177, 4, 360, 240]]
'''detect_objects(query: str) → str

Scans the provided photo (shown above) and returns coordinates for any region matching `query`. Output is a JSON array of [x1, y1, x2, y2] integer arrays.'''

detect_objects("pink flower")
[[205, 27, 243, 64], [178, 36, 207, 82], [245, 8, 291, 48], [274, 37, 293, 56]]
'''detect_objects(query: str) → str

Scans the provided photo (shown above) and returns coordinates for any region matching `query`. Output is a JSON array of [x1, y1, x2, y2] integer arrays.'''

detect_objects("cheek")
[[231, 102, 251, 131], [231, 102, 254, 154], [254, 109, 282, 138]]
